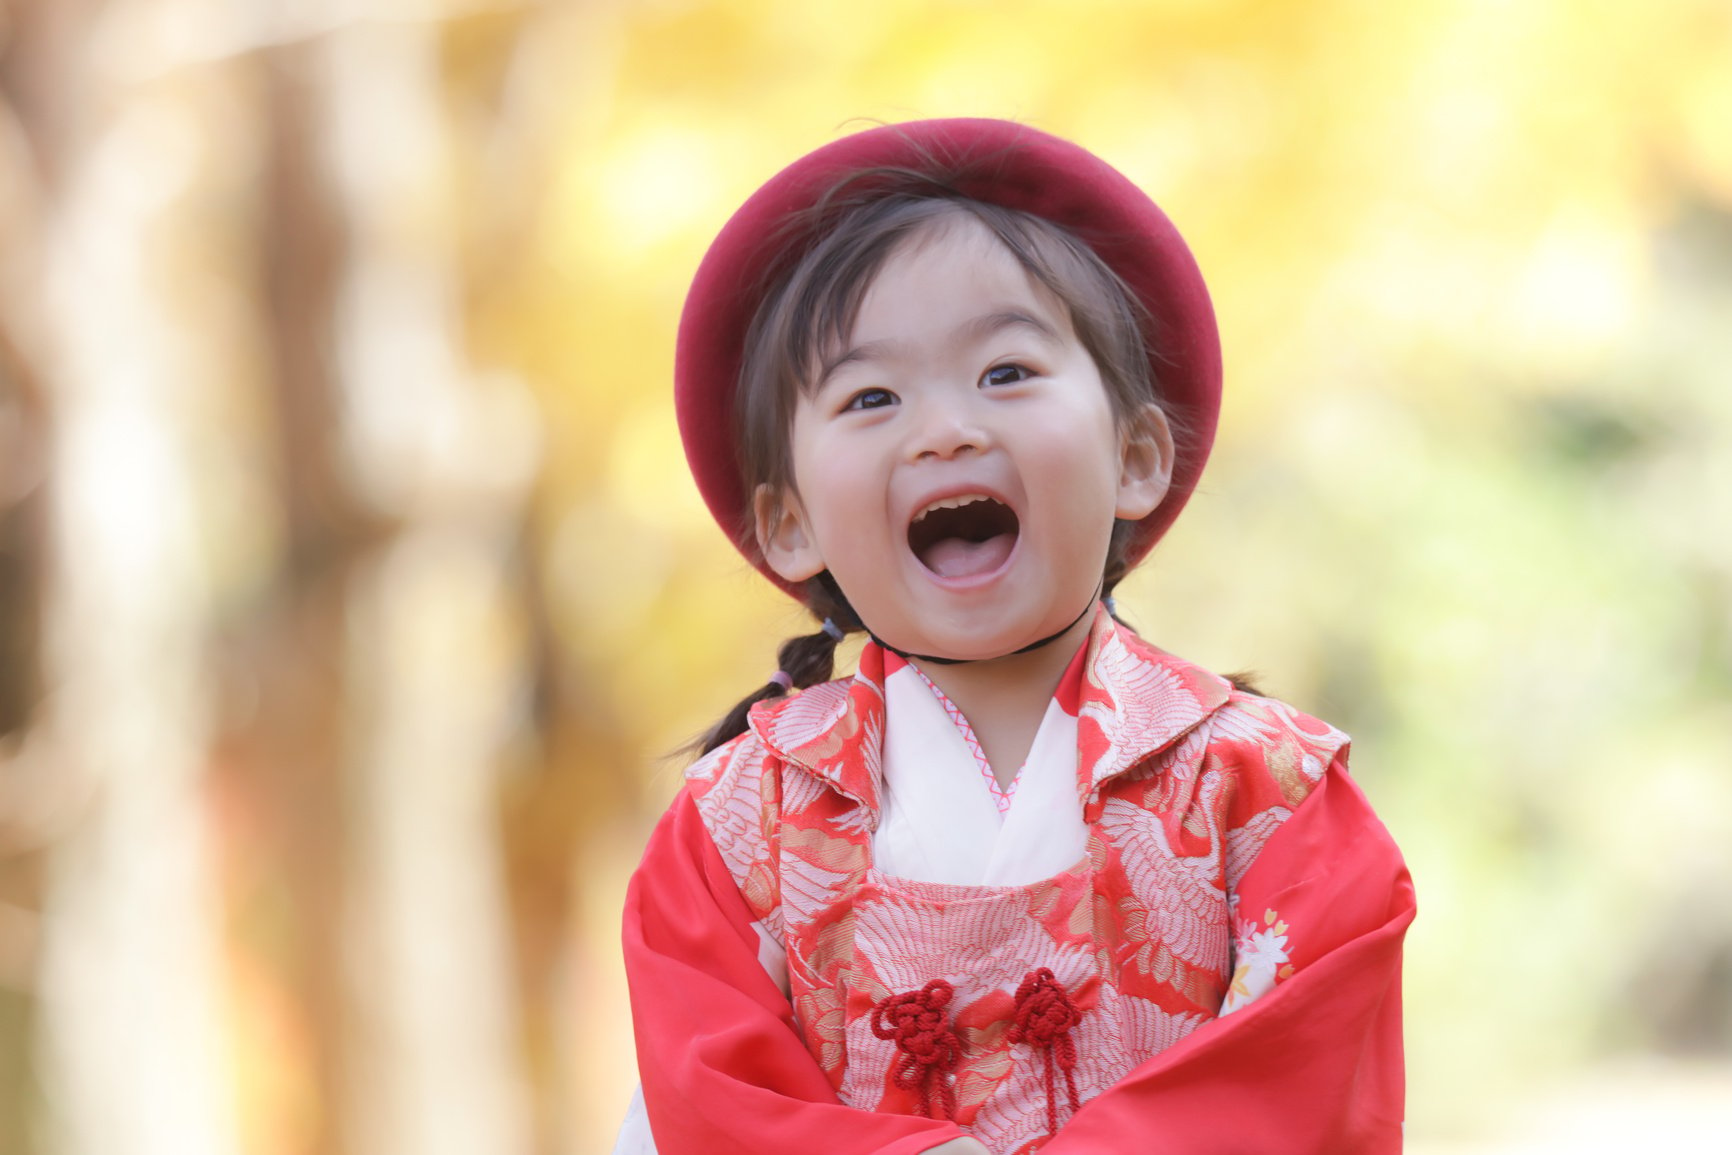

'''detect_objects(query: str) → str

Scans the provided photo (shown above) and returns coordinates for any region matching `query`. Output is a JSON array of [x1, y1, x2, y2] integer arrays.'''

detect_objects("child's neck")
[[909, 609, 1096, 790]]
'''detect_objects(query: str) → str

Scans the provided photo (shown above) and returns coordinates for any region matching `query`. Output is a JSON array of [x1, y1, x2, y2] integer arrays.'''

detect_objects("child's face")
[[755, 215, 1173, 662]]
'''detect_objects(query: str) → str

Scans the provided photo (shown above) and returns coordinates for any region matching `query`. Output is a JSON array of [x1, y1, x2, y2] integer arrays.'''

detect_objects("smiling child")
[[619, 119, 1414, 1155]]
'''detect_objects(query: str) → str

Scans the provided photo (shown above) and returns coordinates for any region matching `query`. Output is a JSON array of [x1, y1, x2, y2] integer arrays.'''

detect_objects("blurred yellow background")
[[2, 1, 1730, 1152]]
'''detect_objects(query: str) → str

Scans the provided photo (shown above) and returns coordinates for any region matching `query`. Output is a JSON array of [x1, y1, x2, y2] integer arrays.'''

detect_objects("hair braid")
[[693, 574, 861, 756]]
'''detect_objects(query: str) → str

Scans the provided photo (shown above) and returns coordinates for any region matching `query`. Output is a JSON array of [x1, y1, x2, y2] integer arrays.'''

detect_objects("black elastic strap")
[[869, 581, 1102, 666]]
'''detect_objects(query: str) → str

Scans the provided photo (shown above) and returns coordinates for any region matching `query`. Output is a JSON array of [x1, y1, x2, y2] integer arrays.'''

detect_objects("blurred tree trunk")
[[237, 9, 541, 1155], [1, 0, 654, 1149], [0, 316, 53, 1155], [239, 32, 371, 1155], [21, 0, 242, 1148], [306, 16, 536, 1155], [2, 8, 66, 1153], [4, 2, 551, 1153]]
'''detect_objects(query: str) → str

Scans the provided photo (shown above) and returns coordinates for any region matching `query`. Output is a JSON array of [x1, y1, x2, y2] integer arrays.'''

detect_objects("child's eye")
[[982, 363, 1033, 388], [844, 388, 897, 411]]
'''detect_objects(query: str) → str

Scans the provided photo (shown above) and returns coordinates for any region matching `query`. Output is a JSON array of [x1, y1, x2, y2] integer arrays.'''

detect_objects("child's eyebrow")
[[958, 309, 1063, 347], [816, 309, 1062, 389]]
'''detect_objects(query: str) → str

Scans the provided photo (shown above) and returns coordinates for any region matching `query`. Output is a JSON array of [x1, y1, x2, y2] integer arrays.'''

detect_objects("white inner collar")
[[873, 663, 1089, 886]]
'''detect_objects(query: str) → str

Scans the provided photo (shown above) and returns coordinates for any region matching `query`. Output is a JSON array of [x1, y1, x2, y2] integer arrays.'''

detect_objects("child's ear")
[[1115, 403, 1175, 520], [754, 483, 827, 582]]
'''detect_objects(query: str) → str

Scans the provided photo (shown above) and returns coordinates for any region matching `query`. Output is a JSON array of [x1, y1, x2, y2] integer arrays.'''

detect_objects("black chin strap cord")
[[867, 580, 1104, 667]]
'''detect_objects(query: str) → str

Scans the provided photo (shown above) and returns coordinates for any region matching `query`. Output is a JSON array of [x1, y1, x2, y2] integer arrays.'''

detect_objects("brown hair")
[[695, 167, 1182, 756]]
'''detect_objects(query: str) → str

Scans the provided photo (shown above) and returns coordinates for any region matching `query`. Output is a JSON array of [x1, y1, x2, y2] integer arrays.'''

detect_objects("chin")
[[918, 638, 1010, 662], [902, 614, 1063, 663]]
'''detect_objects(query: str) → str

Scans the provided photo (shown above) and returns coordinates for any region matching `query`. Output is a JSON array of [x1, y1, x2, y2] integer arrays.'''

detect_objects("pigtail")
[[691, 576, 860, 757]]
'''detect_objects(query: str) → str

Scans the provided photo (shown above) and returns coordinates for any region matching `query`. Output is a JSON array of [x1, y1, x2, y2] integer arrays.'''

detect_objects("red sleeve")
[[1043, 758, 1414, 1154], [624, 788, 968, 1155]]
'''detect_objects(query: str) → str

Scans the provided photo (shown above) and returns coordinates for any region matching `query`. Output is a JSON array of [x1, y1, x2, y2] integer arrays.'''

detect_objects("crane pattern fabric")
[[683, 608, 1340, 1150]]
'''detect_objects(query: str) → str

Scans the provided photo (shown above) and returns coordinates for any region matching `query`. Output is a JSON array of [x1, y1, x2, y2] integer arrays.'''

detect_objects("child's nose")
[[905, 394, 989, 462]]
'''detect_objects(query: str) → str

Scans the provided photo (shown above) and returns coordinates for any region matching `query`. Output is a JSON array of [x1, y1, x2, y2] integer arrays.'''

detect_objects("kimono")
[[623, 607, 1413, 1153]]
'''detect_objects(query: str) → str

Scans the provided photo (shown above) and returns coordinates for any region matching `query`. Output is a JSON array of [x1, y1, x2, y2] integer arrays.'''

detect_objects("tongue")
[[920, 533, 1015, 579]]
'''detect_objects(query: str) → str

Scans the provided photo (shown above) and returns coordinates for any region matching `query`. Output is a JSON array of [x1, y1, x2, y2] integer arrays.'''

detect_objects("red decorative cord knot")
[[1009, 968, 1082, 1135], [871, 979, 962, 1120]]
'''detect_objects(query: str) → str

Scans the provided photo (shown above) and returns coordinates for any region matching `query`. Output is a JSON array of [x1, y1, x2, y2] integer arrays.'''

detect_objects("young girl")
[[619, 119, 1413, 1154]]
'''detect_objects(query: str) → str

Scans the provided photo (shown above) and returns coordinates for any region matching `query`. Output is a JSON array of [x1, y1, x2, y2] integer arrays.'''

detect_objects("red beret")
[[676, 118, 1221, 601]]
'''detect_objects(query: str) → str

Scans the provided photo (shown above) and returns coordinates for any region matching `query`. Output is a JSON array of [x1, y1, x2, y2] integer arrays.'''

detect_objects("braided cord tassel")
[[870, 979, 963, 1120], [1009, 968, 1083, 1135]]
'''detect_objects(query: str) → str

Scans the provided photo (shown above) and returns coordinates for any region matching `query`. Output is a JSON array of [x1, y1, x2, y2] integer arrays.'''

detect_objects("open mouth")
[[907, 494, 1020, 579]]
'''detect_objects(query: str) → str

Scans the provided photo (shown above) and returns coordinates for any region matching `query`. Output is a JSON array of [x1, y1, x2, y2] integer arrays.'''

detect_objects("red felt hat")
[[675, 118, 1221, 601]]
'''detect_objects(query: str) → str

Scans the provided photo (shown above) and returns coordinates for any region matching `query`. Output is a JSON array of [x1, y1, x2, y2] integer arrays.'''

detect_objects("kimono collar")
[[747, 604, 1232, 817]]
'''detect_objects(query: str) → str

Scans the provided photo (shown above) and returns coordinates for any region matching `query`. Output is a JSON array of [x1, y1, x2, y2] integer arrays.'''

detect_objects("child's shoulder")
[[1200, 682, 1350, 811], [684, 723, 772, 795], [683, 675, 856, 795], [1114, 627, 1346, 747], [679, 679, 863, 893], [1212, 683, 1349, 753], [1114, 626, 1349, 806]]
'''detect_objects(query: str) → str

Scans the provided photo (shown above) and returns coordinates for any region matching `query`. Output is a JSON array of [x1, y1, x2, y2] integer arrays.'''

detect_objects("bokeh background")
[[2, 0, 1730, 1152]]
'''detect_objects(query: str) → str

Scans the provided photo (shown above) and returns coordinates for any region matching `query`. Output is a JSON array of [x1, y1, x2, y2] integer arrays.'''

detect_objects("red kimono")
[[624, 610, 1413, 1153]]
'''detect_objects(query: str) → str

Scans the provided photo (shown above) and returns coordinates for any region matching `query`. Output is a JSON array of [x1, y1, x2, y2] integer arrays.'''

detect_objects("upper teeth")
[[914, 494, 992, 523]]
